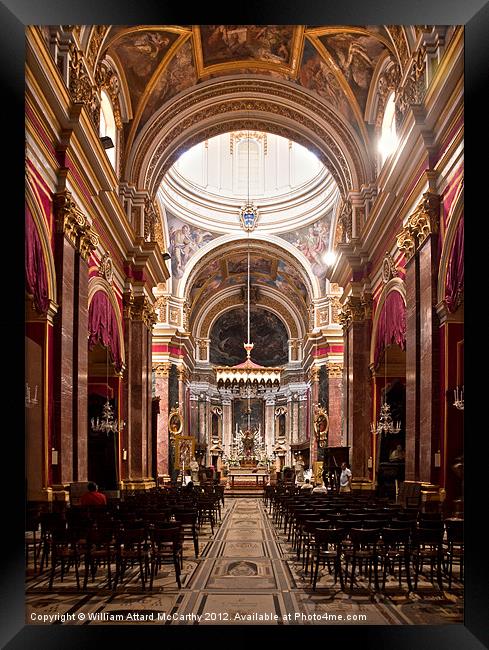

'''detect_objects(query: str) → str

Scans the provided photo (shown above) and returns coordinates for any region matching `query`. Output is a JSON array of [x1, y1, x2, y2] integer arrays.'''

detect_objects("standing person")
[[80, 482, 107, 506], [339, 463, 352, 493]]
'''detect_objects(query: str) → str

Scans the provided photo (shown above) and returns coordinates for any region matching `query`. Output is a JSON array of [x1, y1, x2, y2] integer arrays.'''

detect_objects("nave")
[[26, 495, 462, 626]]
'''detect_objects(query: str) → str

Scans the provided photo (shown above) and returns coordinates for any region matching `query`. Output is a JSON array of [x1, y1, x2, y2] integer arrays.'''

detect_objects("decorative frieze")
[[154, 295, 169, 322], [396, 192, 440, 261]]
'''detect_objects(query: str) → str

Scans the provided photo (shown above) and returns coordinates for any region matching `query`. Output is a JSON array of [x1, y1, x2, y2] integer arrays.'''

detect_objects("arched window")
[[237, 138, 259, 195], [99, 90, 117, 170], [378, 93, 397, 165]]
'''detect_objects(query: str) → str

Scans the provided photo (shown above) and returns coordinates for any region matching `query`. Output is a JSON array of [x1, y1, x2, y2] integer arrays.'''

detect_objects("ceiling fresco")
[[279, 215, 332, 278], [93, 25, 409, 151], [167, 212, 219, 280], [108, 29, 179, 114], [199, 25, 295, 67], [210, 306, 289, 367]]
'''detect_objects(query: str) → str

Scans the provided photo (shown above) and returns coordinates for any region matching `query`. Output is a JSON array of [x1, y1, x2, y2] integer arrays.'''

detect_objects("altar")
[[228, 467, 269, 488]]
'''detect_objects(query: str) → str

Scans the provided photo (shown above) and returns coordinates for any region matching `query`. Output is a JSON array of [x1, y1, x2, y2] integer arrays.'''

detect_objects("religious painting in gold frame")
[[174, 436, 195, 470], [168, 409, 183, 435], [313, 404, 329, 447]]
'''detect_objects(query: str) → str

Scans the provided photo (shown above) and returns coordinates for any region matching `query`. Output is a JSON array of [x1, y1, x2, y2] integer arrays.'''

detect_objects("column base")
[[51, 484, 71, 502], [27, 487, 54, 503]]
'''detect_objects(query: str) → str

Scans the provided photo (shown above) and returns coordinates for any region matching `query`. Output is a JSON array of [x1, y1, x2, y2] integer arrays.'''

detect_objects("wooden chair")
[[311, 527, 345, 590], [344, 528, 381, 592], [114, 528, 151, 591], [149, 526, 182, 589], [411, 527, 444, 590], [379, 527, 412, 592], [48, 528, 86, 591], [83, 526, 116, 589], [444, 519, 463, 590]]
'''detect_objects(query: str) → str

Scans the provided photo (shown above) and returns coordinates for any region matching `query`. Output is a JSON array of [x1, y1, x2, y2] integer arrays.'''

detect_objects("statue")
[[189, 457, 200, 483], [242, 429, 254, 457], [294, 455, 305, 483]]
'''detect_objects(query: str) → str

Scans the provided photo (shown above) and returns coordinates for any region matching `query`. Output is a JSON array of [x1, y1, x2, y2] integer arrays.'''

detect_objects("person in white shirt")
[[339, 462, 352, 493], [300, 478, 314, 492]]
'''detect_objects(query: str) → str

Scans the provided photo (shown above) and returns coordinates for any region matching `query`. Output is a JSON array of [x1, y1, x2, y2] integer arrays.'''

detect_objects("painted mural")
[[227, 256, 272, 276], [140, 40, 198, 130], [210, 307, 288, 367], [167, 213, 217, 279], [298, 40, 356, 129], [279, 217, 330, 277], [200, 25, 294, 66], [109, 30, 178, 112], [318, 32, 387, 118]]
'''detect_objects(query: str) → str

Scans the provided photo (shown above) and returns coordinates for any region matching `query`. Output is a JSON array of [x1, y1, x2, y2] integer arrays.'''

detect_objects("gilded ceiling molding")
[[396, 192, 440, 262], [85, 25, 110, 73], [386, 26, 411, 69], [126, 78, 369, 199], [394, 45, 427, 131]]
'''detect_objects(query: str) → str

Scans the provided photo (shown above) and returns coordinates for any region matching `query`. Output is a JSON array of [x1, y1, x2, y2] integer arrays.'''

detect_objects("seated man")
[[300, 478, 314, 492], [80, 481, 107, 506], [312, 482, 328, 494]]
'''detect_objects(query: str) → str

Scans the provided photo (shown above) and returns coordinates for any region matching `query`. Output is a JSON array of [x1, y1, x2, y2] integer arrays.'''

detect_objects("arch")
[[125, 76, 372, 200], [437, 186, 464, 309], [88, 278, 126, 369], [179, 234, 320, 303], [370, 279, 406, 368], [194, 287, 303, 341], [25, 174, 57, 309]]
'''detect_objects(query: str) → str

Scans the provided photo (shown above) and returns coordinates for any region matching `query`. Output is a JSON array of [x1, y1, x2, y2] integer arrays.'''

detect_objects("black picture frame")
[[8, 2, 485, 648]]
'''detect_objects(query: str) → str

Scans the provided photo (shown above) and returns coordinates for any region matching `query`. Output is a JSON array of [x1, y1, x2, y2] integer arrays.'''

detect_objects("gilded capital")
[[154, 362, 172, 378], [327, 362, 344, 378], [309, 365, 320, 383], [54, 190, 86, 247], [79, 224, 99, 261], [123, 291, 134, 320], [396, 227, 416, 261]]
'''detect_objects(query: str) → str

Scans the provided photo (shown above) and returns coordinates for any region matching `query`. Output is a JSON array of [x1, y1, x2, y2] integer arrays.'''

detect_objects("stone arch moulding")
[[369, 279, 407, 367], [88, 277, 126, 368], [437, 187, 464, 308], [194, 288, 302, 343], [25, 176, 58, 309], [178, 233, 321, 303], [125, 76, 372, 201]]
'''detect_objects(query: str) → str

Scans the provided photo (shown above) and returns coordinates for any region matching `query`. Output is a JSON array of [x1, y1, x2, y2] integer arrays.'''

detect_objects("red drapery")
[[374, 290, 406, 367], [25, 204, 49, 313], [88, 290, 123, 372], [445, 214, 464, 313]]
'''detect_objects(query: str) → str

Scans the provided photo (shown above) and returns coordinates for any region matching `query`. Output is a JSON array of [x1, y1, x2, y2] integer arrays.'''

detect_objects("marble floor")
[[25, 497, 463, 626]]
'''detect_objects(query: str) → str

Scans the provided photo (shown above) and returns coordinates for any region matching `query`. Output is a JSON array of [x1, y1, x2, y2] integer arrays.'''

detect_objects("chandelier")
[[91, 298, 123, 434], [371, 295, 401, 435], [453, 386, 464, 410], [215, 129, 281, 397]]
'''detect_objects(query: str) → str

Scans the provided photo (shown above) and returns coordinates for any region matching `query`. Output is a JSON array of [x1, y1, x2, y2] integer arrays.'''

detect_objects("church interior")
[[25, 24, 464, 627]]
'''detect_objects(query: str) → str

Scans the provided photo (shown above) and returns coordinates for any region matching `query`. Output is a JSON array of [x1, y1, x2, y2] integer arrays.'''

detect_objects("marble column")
[[342, 296, 372, 480], [265, 398, 275, 458], [178, 367, 186, 434], [222, 398, 232, 457], [124, 294, 155, 481], [397, 192, 441, 483], [53, 233, 75, 485], [309, 367, 320, 467], [154, 362, 171, 477], [327, 363, 344, 447], [73, 248, 89, 482]]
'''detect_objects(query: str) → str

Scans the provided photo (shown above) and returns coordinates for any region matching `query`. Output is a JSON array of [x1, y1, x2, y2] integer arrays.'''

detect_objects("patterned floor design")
[[25, 498, 463, 625]]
